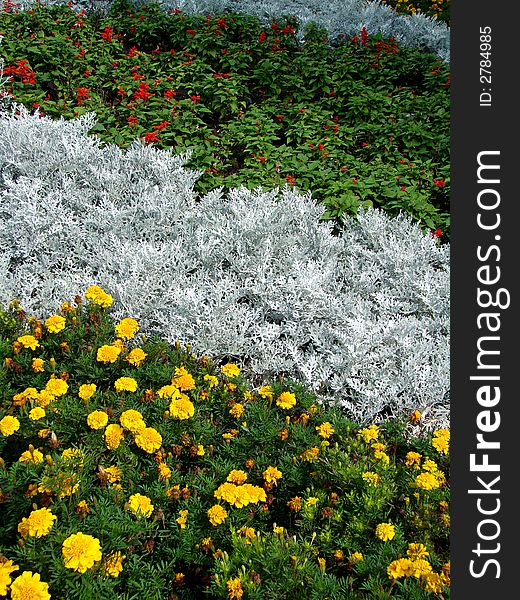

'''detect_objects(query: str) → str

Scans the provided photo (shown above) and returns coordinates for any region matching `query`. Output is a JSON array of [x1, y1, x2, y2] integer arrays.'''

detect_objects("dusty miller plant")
[[13, 0, 450, 62], [0, 105, 449, 429]]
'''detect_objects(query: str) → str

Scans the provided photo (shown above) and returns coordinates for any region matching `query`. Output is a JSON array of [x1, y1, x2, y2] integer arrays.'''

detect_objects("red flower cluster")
[[190, 95, 201, 104], [134, 82, 153, 100], [100, 26, 113, 42], [76, 87, 90, 105], [434, 179, 446, 188], [4, 59, 36, 85]]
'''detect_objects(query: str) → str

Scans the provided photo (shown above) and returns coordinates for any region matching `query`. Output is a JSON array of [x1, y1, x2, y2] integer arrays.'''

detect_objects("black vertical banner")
[[451, 1, 517, 597]]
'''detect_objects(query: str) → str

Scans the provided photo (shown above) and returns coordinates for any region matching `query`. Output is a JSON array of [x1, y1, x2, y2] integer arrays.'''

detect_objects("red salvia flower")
[[143, 131, 160, 143], [100, 26, 113, 42]]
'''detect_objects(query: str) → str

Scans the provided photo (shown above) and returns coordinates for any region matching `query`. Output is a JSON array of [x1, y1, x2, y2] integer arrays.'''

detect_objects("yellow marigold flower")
[[316, 422, 335, 438], [10, 571, 50, 600], [432, 429, 450, 454], [128, 493, 154, 518], [387, 558, 414, 580], [76, 500, 90, 517], [32, 358, 45, 373], [0, 559, 19, 596], [17, 335, 39, 350], [158, 462, 172, 480], [362, 471, 381, 485], [45, 377, 68, 397], [203, 374, 219, 388], [19, 447, 44, 464], [120, 409, 146, 434], [348, 551, 364, 565], [415, 472, 441, 490], [375, 522, 395, 541], [411, 559, 433, 578], [29, 407, 46, 421], [96, 344, 121, 363], [227, 470, 248, 484], [45, 315, 66, 333], [77, 383, 96, 402], [114, 377, 138, 393], [276, 391, 296, 409], [441, 561, 451, 586], [306, 497, 318, 506], [208, 504, 228, 526], [177, 509, 189, 528], [374, 450, 390, 465], [0, 415, 20, 436], [17, 507, 56, 538], [410, 409, 422, 423], [135, 427, 162, 454], [103, 551, 125, 578], [61, 448, 84, 464], [358, 424, 379, 443], [126, 348, 147, 366], [242, 484, 266, 503], [105, 424, 124, 449], [423, 572, 444, 594], [226, 577, 243, 599], [157, 384, 181, 399], [230, 403, 245, 419], [172, 367, 196, 391], [221, 363, 240, 378], [258, 385, 273, 399], [35, 390, 54, 408], [196, 444, 205, 456], [272, 523, 284, 535], [62, 532, 102, 573], [85, 285, 113, 308], [104, 465, 122, 483], [87, 410, 108, 430], [405, 451, 422, 467], [263, 466, 282, 484], [169, 396, 195, 420], [12, 387, 39, 407], [300, 447, 320, 462], [317, 557, 326, 572], [407, 543, 429, 560], [222, 429, 239, 442], [333, 549, 345, 561], [115, 317, 139, 340], [214, 482, 238, 505]]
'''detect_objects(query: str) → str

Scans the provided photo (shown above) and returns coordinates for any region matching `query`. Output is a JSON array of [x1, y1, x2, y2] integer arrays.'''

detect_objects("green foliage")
[[0, 2, 450, 238], [379, 0, 450, 25], [0, 289, 450, 598]]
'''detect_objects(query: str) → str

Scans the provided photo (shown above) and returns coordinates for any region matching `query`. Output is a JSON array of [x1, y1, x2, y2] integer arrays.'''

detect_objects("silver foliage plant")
[[0, 105, 450, 429], [13, 0, 449, 62]]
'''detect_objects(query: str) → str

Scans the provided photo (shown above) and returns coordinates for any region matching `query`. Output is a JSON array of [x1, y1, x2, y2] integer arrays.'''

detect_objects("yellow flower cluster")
[[362, 471, 381, 486], [263, 466, 282, 484], [415, 459, 446, 490], [207, 504, 228, 526], [128, 493, 154, 518], [169, 395, 195, 420], [176, 509, 189, 529], [221, 363, 240, 378], [103, 551, 125, 578], [358, 425, 379, 443], [19, 446, 44, 464], [79, 383, 96, 401], [203, 374, 219, 388], [17, 507, 56, 538], [115, 317, 139, 340], [0, 415, 21, 436], [227, 470, 248, 484], [432, 429, 450, 454], [375, 522, 395, 541], [135, 427, 163, 453], [226, 577, 243, 599], [85, 285, 113, 307], [62, 532, 102, 573], [172, 366, 196, 390], [114, 376, 138, 393], [126, 347, 147, 366], [96, 344, 121, 363], [276, 391, 296, 409], [10, 571, 50, 600], [87, 410, 108, 430], [214, 482, 267, 508], [104, 423, 125, 449], [316, 422, 334, 438], [120, 409, 145, 433], [45, 315, 66, 334], [16, 335, 39, 350]]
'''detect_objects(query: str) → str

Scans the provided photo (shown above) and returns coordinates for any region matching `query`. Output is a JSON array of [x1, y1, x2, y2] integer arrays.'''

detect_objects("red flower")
[[352, 178, 357, 184], [275, 115, 284, 121], [128, 115, 139, 126], [153, 121, 169, 131], [134, 82, 153, 100], [190, 95, 201, 104], [100, 26, 113, 42], [143, 131, 160, 143], [259, 31, 266, 42], [434, 179, 445, 188], [341, 166, 348, 172], [127, 46, 139, 58], [76, 87, 90, 105], [259, 156, 266, 163], [164, 89, 176, 98], [318, 143, 325, 151], [432, 229, 443, 238], [187, 29, 197, 35]]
